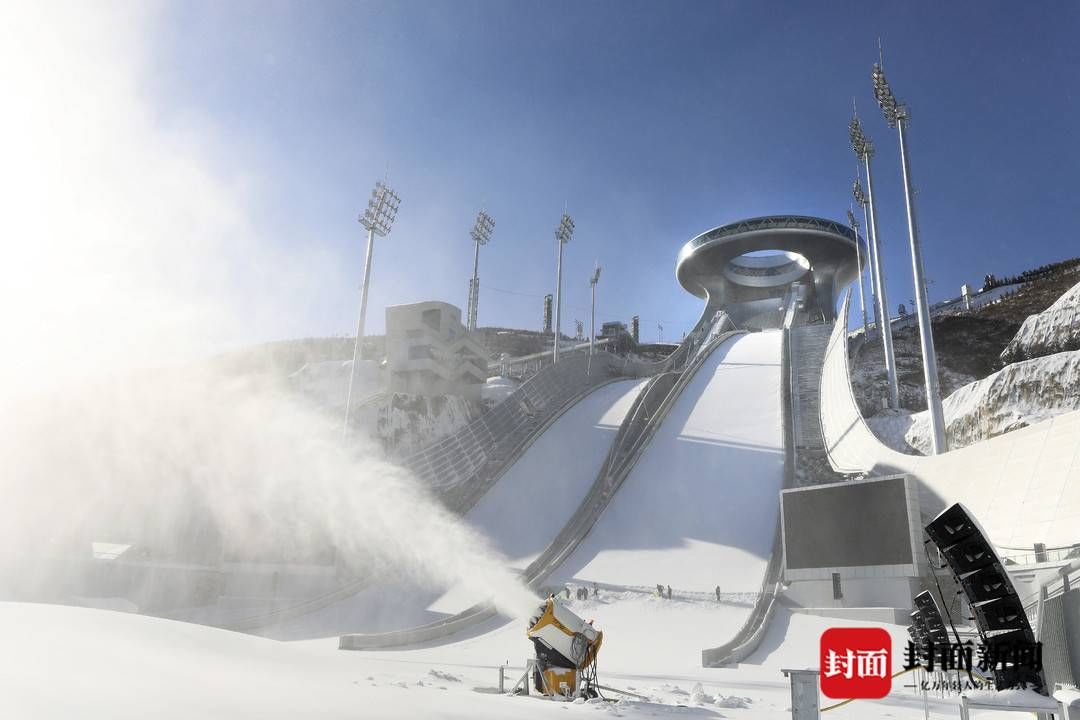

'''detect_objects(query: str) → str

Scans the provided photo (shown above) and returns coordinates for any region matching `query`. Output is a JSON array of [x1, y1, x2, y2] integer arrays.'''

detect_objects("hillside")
[[851, 261, 1080, 416], [1001, 279, 1080, 362]]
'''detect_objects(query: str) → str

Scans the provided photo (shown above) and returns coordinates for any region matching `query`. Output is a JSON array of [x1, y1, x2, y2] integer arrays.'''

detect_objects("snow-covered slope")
[[543, 331, 785, 660], [4, 600, 953, 720], [480, 375, 518, 408], [906, 350, 1080, 453], [1001, 279, 1080, 362]]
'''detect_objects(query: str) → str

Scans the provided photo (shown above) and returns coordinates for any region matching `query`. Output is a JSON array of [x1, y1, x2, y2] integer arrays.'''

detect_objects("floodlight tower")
[[588, 263, 601, 355], [872, 61, 947, 453], [344, 180, 400, 437], [552, 213, 574, 363], [466, 210, 495, 332], [850, 114, 900, 410], [852, 178, 879, 320], [845, 207, 870, 336]]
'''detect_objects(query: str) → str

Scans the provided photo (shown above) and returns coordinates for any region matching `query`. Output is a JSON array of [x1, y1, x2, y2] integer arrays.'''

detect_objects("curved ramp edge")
[[820, 291, 1080, 547]]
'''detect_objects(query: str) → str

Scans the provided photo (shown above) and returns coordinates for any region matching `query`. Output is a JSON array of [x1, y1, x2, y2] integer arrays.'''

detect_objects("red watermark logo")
[[820, 627, 892, 699]]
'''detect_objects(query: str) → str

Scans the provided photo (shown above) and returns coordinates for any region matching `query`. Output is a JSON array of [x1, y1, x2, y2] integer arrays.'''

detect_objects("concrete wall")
[[385, 301, 488, 399], [820, 292, 1080, 548], [785, 577, 922, 614]]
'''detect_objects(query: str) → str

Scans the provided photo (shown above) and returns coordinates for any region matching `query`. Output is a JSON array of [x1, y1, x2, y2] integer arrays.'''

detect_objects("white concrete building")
[[384, 301, 488, 400]]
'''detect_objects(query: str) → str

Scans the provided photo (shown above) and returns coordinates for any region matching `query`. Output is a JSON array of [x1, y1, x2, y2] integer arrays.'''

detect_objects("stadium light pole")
[[852, 178, 878, 322], [344, 180, 401, 438], [588, 263, 601, 355], [873, 61, 947, 453], [846, 207, 870, 336], [552, 213, 575, 364], [467, 210, 494, 332], [850, 113, 901, 410]]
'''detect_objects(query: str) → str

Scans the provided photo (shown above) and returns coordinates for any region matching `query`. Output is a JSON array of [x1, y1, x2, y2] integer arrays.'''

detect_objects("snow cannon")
[[526, 596, 603, 698]]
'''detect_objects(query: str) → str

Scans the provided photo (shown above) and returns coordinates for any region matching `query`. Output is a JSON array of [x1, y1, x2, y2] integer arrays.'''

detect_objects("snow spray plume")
[[0, 3, 535, 622], [0, 372, 537, 620]]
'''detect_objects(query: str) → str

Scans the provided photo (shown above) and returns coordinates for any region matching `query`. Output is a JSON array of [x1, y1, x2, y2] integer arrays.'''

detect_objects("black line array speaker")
[[959, 563, 1011, 605], [941, 536, 997, 576], [908, 609, 933, 664], [913, 590, 950, 644], [972, 596, 1031, 634], [925, 504, 980, 548], [922, 503, 1045, 694], [907, 611, 925, 644]]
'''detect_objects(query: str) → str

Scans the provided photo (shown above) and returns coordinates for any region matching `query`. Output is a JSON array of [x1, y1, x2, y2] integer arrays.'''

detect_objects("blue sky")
[[147, 0, 1080, 340]]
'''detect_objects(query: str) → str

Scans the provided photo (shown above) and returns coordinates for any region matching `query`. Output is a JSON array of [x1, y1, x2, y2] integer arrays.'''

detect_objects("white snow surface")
[[5, 600, 1003, 720], [550, 331, 784, 594], [865, 408, 917, 453], [465, 379, 646, 570], [906, 349, 1080, 453], [964, 687, 1061, 710], [481, 375, 519, 407], [1001, 278, 1080, 362]]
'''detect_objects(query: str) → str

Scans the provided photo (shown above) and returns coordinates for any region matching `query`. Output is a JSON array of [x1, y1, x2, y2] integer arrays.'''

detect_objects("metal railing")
[[1002, 546, 1080, 568], [406, 352, 624, 513], [497, 338, 614, 379], [405, 306, 728, 508], [679, 216, 858, 257]]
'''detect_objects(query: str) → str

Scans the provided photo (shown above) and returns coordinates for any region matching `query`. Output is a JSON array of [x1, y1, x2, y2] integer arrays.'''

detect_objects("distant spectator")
[[715, 585, 722, 602], [656, 584, 664, 597], [666, 585, 672, 600], [564, 586, 571, 599], [592, 583, 599, 598]]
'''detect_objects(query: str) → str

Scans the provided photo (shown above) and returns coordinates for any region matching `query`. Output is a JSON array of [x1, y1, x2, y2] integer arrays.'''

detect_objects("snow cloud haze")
[[0, 2, 535, 623]]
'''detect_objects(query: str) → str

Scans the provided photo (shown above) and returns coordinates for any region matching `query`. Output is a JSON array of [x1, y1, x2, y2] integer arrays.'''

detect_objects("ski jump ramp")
[[547, 330, 784, 592], [340, 329, 787, 667]]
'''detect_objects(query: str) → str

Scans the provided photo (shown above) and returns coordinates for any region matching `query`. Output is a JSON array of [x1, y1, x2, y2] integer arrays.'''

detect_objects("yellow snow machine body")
[[526, 596, 603, 698]]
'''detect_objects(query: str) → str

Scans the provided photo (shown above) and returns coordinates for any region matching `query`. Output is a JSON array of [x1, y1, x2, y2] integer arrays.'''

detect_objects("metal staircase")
[[789, 323, 830, 451]]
